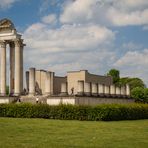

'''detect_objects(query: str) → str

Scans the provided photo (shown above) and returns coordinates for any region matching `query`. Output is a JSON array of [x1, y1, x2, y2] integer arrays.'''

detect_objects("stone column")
[[84, 82, 91, 96], [98, 84, 104, 96], [29, 68, 36, 96], [50, 72, 54, 95], [60, 82, 68, 96], [77, 80, 84, 96], [116, 86, 121, 97], [9, 43, 15, 94], [45, 71, 51, 95], [14, 40, 21, 96], [121, 85, 126, 97], [104, 85, 110, 97], [92, 83, 98, 96], [0, 41, 6, 96], [110, 85, 116, 97], [26, 71, 29, 93], [126, 84, 130, 97], [20, 43, 24, 93]]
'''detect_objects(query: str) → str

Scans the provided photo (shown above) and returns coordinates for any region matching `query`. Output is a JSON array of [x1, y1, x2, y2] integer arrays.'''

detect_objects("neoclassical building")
[[0, 18, 24, 96], [0, 18, 131, 105]]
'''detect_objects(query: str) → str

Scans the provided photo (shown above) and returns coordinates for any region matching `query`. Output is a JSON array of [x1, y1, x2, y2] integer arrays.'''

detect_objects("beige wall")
[[35, 70, 47, 94], [67, 70, 86, 95], [67, 70, 113, 95], [53, 76, 67, 95]]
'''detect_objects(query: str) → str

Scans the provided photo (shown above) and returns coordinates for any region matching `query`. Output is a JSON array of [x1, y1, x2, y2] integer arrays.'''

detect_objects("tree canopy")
[[107, 69, 120, 84]]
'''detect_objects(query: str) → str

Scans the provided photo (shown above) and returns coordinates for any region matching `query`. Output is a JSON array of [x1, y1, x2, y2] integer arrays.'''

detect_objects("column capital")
[[0, 41, 6, 48], [14, 39, 23, 47]]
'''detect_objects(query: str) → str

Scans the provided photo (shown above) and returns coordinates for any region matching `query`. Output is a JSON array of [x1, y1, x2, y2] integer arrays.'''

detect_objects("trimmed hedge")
[[0, 103, 148, 121]]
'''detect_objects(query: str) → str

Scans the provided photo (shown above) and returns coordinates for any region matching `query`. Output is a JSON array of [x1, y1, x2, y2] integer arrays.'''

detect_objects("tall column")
[[84, 82, 91, 96], [60, 82, 68, 96], [14, 40, 21, 96], [98, 84, 104, 96], [29, 68, 36, 96], [9, 42, 15, 94], [116, 86, 121, 97], [45, 71, 51, 95], [0, 41, 6, 96], [50, 72, 54, 95], [121, 85, 126, 97], [126, 84, 130, 97], [20, 43, 24, 93], [92, 83, 98, 96], [26, 71, 29, 93], [110, 85, 116, 97], [104, 85, 110, 97], [77, 80, 84, 96]]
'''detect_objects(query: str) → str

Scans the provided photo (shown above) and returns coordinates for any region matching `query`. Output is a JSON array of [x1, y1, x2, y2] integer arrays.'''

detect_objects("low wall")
[[0, 96, 18, 104], [47, 96, 135, 105], [47, 97, 75, 105]]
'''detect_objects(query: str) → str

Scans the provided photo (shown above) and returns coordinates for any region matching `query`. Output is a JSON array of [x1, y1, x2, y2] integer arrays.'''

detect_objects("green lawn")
[[0, 118, 148, 148]]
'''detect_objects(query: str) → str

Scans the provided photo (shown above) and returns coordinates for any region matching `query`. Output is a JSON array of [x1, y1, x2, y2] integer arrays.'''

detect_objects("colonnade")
[[0, 40, 24, 96], [27, 68, 54, 96], [77, 81, 130, 97]]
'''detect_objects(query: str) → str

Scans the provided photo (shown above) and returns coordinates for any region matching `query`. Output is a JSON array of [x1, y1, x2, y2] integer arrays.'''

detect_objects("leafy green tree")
[[144, 88, 148, 103], [131, 87, 145, 101], [107, 69, 120, 84], [120, 77, 145, 90]]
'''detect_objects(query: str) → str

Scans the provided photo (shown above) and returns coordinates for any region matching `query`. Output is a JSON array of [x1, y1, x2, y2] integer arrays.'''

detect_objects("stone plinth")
[[0, 42, 6, 96], [84, 82, 91, 96], [60, 82, 68, 96], [45, 72, 51, 95], [126, 84, 130, 97], [29, 68, 36, 96], [110, 85, 116, 97], [92, 83, 98, 96], [77, 81, 84, 96], [98, 84, 104, 96], [116, 86, 121, 97]]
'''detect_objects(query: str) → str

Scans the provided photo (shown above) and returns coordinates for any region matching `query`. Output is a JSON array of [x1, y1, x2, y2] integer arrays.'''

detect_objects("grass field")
[[0, 118, 148, 148]]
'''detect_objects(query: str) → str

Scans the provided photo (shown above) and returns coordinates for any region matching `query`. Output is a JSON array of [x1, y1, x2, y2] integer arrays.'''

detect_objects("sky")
[[0, 0, 148, 86]]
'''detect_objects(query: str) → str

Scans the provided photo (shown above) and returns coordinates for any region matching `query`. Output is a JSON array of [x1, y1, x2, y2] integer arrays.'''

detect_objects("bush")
[[0, 103, 148, 121]]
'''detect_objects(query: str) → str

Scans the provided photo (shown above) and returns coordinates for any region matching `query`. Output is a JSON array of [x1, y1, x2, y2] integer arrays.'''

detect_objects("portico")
[[0, 19, 24, 96]]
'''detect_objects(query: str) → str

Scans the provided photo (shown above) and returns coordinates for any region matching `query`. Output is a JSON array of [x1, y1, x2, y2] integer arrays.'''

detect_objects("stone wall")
[[47, 96, 135, 106]]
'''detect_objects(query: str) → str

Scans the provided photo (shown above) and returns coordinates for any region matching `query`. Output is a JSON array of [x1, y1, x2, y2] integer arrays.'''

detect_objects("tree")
[[144, 88, 148, 103], [131, 87, 144, 101], [119, 77, 145, 90], [107, 69, 120, 84]]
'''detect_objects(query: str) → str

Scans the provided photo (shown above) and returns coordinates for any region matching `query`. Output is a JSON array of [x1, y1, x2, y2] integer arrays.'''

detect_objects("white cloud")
[[41, 14, 57, 25], [114, 49, 148, 86], [0, 0, 19, 9], [60, 0, 148, 26], [24, 23, 115, 53], [23, 21, 115, 76]]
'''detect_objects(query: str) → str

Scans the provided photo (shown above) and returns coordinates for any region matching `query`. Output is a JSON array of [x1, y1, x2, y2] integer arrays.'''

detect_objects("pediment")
[[0, 18, 15, 29]]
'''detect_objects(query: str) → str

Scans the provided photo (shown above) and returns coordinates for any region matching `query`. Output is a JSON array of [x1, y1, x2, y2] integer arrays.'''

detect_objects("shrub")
[[0, 103, 148, 121]]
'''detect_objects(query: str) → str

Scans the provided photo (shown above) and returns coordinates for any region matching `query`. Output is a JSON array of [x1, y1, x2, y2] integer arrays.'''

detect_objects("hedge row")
[[0, 103, 148, 121]]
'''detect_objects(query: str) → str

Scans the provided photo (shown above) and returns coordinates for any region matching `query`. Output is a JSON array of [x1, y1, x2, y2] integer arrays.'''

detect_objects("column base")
[[77, 92, 84, 96], [98, 93, 104, 97], [29, 93, 35, 96], [85, 92, 91, 96], [92, 93, 98, 96], [60, 92, 68, 96], [13, 93, 20, 96], [0, 93, 6, 96]]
